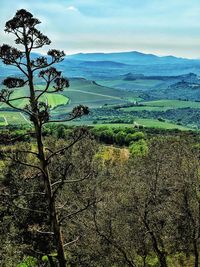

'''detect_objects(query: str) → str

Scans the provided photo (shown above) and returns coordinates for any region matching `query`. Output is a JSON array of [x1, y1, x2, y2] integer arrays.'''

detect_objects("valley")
[[1, 51, 200, 130]]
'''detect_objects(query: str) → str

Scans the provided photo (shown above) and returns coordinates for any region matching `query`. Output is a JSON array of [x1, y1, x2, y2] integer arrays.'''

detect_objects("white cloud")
[[67, 6, 79, 12]]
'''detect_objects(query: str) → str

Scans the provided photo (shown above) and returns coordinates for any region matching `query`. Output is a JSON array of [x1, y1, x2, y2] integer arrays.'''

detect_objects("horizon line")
[[39, 50, 199, 60]]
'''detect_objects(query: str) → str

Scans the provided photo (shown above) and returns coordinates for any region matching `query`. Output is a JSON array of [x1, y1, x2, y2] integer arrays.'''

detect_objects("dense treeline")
[[73, 105, 200, 129], [0, 127, 200, 266], [126, 108, 200, 129]]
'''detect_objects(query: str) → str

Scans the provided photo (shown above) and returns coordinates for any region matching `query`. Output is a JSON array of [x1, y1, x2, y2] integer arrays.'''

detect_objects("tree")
[[0, 9, 90, 266]]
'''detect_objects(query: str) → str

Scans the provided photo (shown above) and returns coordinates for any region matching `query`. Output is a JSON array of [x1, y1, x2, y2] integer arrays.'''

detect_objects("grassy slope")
[[135, 118, 191, 130], [53, 78, 132, 114], [0, 87, 69, 109], [96, 78, 163, 90], [143, 99, 200, 108]]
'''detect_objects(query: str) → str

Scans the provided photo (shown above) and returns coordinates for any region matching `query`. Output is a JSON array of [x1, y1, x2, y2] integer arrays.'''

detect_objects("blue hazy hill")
[[66, 51, 194, 65], [1, 51, 200, 79]]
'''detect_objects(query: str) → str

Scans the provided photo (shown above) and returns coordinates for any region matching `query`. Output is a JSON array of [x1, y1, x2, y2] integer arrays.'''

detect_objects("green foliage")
[[146, 255, 160, 267], [129, 139, 148, 157], [1, 125, 200, 266], [115, 130, 126, 145], [17, 256, 38, 267], [125, 131, 145, 145]]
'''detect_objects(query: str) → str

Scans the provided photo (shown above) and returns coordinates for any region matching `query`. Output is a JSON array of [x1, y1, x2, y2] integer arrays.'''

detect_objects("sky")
[[0, 0, 200, 58]]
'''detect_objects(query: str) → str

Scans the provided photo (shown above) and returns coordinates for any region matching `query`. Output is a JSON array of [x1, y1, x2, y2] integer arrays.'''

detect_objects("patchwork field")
[[0, 111, 29, 125], [0, 76, 200, 130], [0, 86, 69, 109]]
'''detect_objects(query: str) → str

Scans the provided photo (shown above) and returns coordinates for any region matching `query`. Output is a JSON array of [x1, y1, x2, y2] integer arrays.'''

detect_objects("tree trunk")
[[34, 122, 66, 267], [22, 28, 67, 266], [193, 240, 199, 267]]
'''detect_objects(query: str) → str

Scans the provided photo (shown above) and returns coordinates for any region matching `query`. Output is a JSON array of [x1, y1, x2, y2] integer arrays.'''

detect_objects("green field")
[[143, 99, 200, 109], [42, 93, 69, 108], [0, 111, 29, 125], [0, 87, 69, 109], [135, 118, 191, 130], [52, 78, 132, 113], [0, 80, 200, 130], [96, 78, 163, 90]]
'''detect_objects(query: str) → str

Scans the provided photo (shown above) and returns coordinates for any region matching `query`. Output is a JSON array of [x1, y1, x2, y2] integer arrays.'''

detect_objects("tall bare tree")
[[0, 9, 89, 266]]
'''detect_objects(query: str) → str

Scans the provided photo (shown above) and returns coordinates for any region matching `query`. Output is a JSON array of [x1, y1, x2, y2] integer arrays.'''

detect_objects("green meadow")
[[143, 99, 200, 109]]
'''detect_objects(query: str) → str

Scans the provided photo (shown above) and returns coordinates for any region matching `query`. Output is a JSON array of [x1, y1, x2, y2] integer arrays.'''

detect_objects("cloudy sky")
[[0, 0, 200, 58]]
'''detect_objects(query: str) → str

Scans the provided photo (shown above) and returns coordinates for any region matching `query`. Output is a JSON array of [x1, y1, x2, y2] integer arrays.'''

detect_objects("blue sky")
[[0, 0, 200, 58]]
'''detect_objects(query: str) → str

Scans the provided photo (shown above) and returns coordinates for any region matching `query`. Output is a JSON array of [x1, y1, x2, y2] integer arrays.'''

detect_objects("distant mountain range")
[[1, 51, 200, 79], [66, 51, 195, 65]]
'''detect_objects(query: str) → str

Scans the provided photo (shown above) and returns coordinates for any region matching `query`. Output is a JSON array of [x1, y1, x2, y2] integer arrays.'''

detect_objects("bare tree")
[[0, 9, 90, 266]]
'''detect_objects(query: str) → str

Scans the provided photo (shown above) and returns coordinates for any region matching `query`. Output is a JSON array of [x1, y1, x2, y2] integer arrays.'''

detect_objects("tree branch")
[[9, 156, 44, 173], [2, 97, 32, 116], [13, 203, 47, 214], [93, 209, 136, 267], [32, 59, 56, 72], [9, 96, 30, 102], [10, 132, 35, 143], [36, 230, 54, 235], [47, 134, 85, 162], [63, 237, 80, 247], [16, 150, 39, 157], [59, 200, 96, 224], [52, 173, 92, 189], [43, 115, 79, 125]]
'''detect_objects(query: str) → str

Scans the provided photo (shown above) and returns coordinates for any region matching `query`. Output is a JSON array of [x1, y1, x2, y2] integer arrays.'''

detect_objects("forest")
[[0, 8, 200, 267], [1, 125, 200, 267]]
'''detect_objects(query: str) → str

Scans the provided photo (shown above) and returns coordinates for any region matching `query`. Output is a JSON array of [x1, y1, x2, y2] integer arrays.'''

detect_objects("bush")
[[129, 139, 148, 157]]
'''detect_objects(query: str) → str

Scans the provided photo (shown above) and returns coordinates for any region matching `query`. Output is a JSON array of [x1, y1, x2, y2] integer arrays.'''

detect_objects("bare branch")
[[13, 61, 29, 78], [9, 96, 30, 102], [59, 200, 96, 224], [36, 230, 54, 235], [43, 115, 78, 124], [43, 105, 89, 125], [16, 150, 39, 157], [63, 237, 80, 247], [2, 97, 32, 116], [13, 203, 47, 214], [32, 59, 56, 72], [52, 163, 73, 198], [9, 156, 44, 173], [52, 173, 92, 189], [36, 81, 51, 100], [47, 133, 85, 162], [10, 132, 35, 143]]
